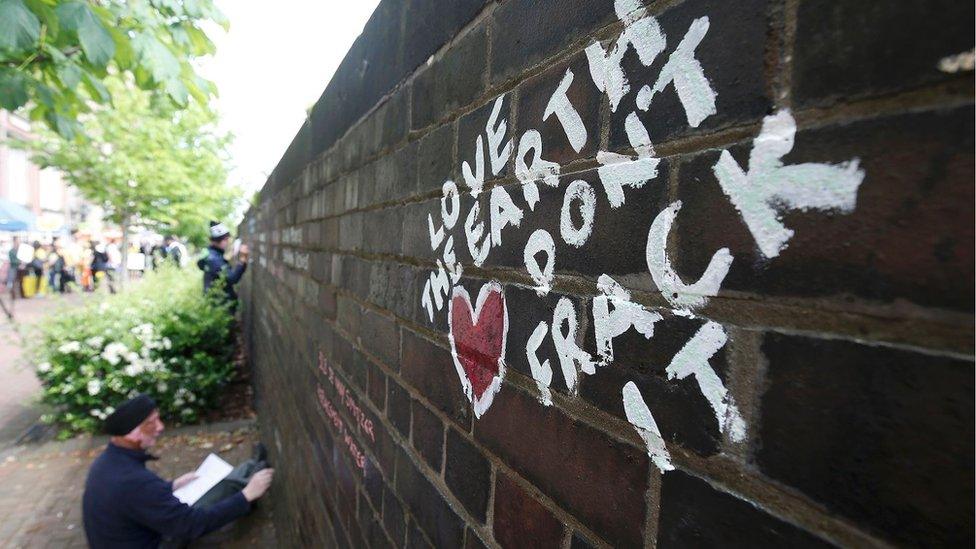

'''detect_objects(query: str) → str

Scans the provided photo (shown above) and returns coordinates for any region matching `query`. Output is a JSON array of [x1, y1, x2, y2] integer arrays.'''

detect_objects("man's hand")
[[242, 468, 274, 502], [172, 473, 198, 491], [238, 243, 249, 263]]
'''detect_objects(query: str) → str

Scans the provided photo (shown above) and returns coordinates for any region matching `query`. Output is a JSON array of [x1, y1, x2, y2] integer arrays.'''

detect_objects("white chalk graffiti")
[[646, 201, 733, 311], [713, 110, 864, 258], [419, 0, 866, 473]]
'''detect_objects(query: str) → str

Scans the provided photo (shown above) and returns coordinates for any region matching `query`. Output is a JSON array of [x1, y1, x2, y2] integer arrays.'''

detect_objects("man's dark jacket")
[[82, 443, 249, 548], [197, 245, 246, 302]]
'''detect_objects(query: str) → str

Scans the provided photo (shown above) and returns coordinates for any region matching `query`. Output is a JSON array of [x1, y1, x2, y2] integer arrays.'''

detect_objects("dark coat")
[[197, 245, 246, 302], [82, 443, 249, 548]]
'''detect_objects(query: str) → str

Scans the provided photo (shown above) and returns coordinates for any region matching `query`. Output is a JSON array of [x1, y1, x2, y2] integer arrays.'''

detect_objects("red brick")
[[493, 472, 565, 548], [400, 326, 472, 428], [411, 399, 445, 471], [475, 385, 648, 546]]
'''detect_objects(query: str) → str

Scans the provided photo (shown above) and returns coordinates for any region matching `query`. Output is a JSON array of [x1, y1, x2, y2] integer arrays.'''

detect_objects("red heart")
[[449, 282, 508, 418]]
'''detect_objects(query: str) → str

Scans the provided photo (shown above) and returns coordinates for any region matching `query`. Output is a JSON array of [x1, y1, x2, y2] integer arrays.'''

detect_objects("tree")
[[19, 78, 240, 284], [0, 0, 226, 139]]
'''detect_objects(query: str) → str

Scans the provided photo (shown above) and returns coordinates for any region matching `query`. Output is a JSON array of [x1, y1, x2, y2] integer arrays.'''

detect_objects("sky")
[[200, 1, 381, 200]]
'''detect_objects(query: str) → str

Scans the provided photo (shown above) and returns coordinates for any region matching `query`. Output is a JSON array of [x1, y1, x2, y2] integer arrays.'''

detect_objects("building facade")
[[0, 109, 100, 238]]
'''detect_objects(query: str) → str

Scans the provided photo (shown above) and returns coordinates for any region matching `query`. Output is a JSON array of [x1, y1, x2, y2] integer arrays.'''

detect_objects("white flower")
[[101, 342, 129, 366], [173, 398, 185, 407], [58, 341, 81, 354], [186, 392, 196, 403], [181, 408, 193, 416], [87, 380, 102, 396], [108, 377, 124, 392], [124, 363, 145, 377], [90, 409, 107, 420], [161, 338, 172, 350], [156, 382, 168, 393], [104, 406, 115, 415], [37, 362, 51, 373], [86, 336, 105, 349], [131, 323, 153, 337]]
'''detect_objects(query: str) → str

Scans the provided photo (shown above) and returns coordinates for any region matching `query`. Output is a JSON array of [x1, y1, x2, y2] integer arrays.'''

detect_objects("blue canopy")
[[0, 198, 35, 232]]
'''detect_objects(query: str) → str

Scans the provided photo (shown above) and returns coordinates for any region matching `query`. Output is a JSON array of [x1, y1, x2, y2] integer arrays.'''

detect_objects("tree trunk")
[[120, 216, 130, 288]]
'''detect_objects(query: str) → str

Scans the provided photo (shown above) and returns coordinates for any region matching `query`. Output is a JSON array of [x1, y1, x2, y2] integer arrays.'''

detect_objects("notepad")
[[173, 453, 234, 505]]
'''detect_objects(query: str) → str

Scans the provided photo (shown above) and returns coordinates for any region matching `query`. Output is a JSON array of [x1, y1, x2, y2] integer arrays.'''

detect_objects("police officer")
[[197, 221, 248, 305]]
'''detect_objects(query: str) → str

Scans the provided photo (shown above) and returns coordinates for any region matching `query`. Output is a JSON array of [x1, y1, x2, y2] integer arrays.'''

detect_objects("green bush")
[[31, 266, 236, 437]]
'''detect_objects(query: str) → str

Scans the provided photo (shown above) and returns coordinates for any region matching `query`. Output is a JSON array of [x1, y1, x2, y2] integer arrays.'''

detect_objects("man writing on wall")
[[82, 394, 274, 548], [198, 221, 248, 308]]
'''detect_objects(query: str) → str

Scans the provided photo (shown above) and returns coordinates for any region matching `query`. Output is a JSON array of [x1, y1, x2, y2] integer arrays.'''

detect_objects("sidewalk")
[[0, 419, 275, 548], [0, 293, 86, 446], [0, 294, 275, 547]]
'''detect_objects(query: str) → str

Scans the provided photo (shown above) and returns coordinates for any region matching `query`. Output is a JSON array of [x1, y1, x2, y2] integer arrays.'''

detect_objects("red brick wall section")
[[237, 0, 974, 546]]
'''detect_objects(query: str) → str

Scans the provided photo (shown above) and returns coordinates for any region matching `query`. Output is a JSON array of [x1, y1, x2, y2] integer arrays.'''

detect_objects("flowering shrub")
[[32, 266, 236, 437]]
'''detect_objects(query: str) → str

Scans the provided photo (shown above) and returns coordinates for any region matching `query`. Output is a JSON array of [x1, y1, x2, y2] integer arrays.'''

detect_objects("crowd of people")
[[0, 234, 188, 299]]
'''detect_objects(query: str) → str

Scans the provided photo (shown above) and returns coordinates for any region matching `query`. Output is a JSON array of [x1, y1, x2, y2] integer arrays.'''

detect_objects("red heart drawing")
[[448, 282, 508, 418]]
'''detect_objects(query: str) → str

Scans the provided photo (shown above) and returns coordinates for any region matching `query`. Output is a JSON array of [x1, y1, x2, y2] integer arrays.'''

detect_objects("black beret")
[[104, 394, 157, 436]]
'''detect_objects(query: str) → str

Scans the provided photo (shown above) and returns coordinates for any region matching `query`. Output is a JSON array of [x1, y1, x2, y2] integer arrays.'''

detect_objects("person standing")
[[7, 236, 23, 300], [49, 242, 66, 294], [30, 241, 47, 296], [197, 222, 248, 307], [163, 235, 185, 267], [91, 241, 116, 294]]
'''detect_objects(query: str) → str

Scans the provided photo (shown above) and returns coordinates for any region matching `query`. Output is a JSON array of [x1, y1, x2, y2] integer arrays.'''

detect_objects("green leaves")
[[0, 0, 41, 52], [0, 68, 30, 110], [0, 0, 225, 139], [21, 79, 239, 247], [55, 1, 114, 67]]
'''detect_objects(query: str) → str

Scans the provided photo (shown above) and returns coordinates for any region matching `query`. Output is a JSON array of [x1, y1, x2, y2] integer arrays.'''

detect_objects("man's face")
[[213, 236, 229, 251], [133, 410, 165, 448]]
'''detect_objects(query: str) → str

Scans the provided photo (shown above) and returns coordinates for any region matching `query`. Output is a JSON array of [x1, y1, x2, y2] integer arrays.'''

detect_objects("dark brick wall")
[[238, 1, 974, 546]]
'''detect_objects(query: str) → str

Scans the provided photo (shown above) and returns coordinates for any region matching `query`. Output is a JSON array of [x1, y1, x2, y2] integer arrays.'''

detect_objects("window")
[[6, 148, 29, 206], [39, 168, 63, 210]]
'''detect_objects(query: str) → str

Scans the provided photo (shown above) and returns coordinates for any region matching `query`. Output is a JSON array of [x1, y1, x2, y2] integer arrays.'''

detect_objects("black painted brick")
[[402, 0, 486, 71], [412, 25, 489, 130], [793, 0, 975, 107], [579, 313, 728, 456], [457, 93, 513, 183], [515, 50, 602, 165], [758, 333, 975, 547], [610, 0, 770, 149], [386, 378, 412, 437], [395, 448, 466, 547], [657, 470, 830, 548], [675, 107, 975, 311], [490, 0, 617, 86], [444, 428, 492, 522]]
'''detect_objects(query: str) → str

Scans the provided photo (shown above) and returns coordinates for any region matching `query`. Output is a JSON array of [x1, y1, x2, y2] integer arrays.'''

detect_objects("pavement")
[[0, 293, 276, 548], [0, 420, 276, 548], [0, 293, 84, 447]]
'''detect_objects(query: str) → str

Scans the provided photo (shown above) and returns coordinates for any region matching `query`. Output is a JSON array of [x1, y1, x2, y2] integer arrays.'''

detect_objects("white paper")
[[173, 453, 234, 505]]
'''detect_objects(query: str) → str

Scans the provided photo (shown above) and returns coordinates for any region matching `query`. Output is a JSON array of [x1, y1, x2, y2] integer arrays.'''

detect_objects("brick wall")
[[237, 1, 974, 546]]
